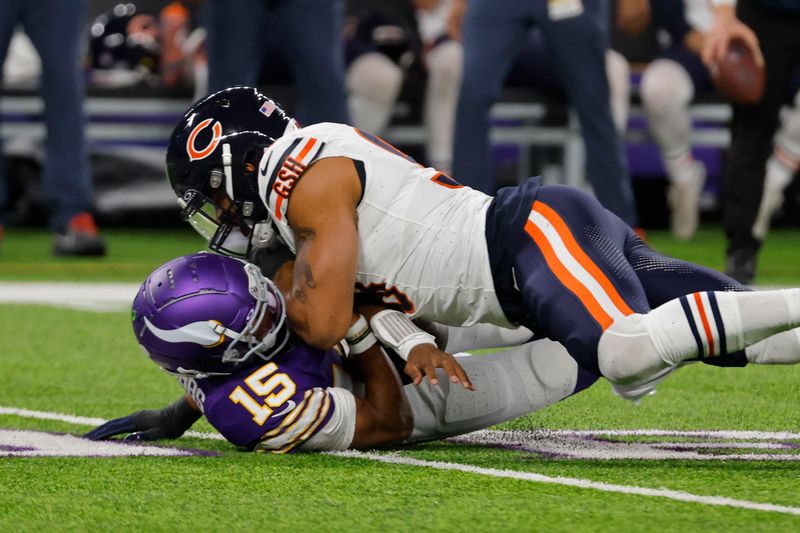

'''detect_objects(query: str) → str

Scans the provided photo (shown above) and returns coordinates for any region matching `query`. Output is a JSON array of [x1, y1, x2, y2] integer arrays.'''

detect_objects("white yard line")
[[543, 428, 800, 439], [0, 282, 790, 314], [3, 404, 800, 517], [0, 406, 225, 441], [330, 450, 800, 517], [0, 282, 139, 311]]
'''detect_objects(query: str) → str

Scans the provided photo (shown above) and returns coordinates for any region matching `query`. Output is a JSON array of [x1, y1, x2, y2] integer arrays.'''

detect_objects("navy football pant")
[[513, 185, 748, 375]]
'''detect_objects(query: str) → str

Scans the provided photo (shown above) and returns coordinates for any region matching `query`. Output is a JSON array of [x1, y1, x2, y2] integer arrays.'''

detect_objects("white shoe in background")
[[752, 184, 784, 241], [668, 161, 706, 240]]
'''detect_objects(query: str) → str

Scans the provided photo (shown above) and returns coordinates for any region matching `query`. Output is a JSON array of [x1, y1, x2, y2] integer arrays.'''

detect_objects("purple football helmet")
[[132, 252, 289, 377]]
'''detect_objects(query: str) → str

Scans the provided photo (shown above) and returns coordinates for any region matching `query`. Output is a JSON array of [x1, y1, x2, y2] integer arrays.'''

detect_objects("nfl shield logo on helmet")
[[259, 100, 276, 117]]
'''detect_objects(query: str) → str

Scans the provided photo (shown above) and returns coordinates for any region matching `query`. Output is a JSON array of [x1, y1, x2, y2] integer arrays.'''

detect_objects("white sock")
[[652, 289, 800, 364], [599, 289, 800, 382], [746, 328, 800, 364]]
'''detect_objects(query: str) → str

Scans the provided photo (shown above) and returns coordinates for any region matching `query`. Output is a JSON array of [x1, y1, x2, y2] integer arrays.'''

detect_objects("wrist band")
[[370, 309, 436, 361], [347, 330, 378, 355], [346, 315, 369, 342], [346, 315, 378, 356]]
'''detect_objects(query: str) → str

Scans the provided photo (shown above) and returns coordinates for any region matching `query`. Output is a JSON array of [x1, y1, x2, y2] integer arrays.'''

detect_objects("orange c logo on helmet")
[[186, 119, 223, 161]]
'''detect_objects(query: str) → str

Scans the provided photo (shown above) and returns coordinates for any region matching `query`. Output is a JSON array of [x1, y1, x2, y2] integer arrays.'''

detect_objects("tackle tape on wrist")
[[369, 309, 436, 361]]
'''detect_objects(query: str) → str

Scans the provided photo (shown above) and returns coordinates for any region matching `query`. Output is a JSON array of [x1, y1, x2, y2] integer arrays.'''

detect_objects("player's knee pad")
[[640, 59, 694, 115], [427, 41, 463, 88], [346, 52, 403, 103], [597, 313, 671, 385]]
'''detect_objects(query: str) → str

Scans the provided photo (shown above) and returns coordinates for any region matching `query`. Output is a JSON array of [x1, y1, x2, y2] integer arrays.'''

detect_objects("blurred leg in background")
[[1, 0, 105, 256], [752, 90, 800, 241], [537, 0, 636, 227], [452, 0, 637, 227], [0, 0, 19, 248], [722, 0, 800, 284], [639, 52, 709, 240], [452, 0, 529, 193], [205, 0, 349, 125]]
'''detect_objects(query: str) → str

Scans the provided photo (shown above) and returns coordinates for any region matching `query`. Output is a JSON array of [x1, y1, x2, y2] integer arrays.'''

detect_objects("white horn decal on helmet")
[[186, 118, 223, 161], [144, 316, 225, 348]]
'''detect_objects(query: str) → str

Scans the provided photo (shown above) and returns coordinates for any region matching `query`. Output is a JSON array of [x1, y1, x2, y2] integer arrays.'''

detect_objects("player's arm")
[[274, 157, 362, 349], [83, 395, 202, 441], [346, 314, 413, 449]]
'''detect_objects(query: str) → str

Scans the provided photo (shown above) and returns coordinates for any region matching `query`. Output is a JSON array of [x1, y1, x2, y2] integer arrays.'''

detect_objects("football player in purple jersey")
[[85, 252, 596, 452]]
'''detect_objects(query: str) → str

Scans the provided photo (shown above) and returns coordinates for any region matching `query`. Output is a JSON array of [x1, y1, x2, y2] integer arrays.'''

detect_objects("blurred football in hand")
[[711, 37, 765, 105]]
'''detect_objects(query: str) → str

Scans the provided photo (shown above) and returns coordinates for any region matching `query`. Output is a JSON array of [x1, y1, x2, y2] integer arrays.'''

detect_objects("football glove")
[[83, 396, 201, 442]]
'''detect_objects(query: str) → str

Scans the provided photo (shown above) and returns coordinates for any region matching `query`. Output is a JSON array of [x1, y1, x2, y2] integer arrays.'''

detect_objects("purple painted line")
[[86, 114, 184, 125], [89, 140, 168, 148], [0, 113, 42, 122], [0, 444, 36, 452]]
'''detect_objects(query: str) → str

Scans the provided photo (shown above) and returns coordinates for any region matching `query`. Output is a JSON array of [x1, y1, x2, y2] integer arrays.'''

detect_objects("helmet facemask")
[[219, 262, 289, 366], [177, 139, 269, 258]]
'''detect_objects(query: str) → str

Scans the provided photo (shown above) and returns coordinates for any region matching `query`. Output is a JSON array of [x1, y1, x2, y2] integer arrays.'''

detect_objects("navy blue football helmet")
[[89, 3, 161, 87], [166, 86, 299, 257]]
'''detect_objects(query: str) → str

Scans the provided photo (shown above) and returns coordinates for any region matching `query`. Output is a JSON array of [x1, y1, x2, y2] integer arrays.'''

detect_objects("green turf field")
[[1, 227, 800, 531]]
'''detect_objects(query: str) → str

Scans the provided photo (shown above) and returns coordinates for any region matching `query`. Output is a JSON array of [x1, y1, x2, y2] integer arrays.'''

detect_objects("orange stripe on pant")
[[524, 219, 615, 330], [533, 201, 634, 318], [692, 292, 715, 356]]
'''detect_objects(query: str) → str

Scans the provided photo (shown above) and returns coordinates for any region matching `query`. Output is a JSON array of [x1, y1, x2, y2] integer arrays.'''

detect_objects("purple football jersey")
[[178, 343, 347, 453]]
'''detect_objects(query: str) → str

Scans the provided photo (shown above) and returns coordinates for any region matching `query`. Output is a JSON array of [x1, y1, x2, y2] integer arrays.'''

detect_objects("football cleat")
[[52, 212, 107, 257]]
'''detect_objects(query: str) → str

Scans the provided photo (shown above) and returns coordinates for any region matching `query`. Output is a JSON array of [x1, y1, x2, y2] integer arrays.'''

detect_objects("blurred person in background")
[[450, 0, 639, 230], [203, 0, 350, 125], [344, 0, 420, 137], [344, 0, 462, 173], [0, 0, 106, 255], [752, 89, 800, 241], [636, 0, 717, 241], [88, 2, 207, 94], [702, 0, 800, 284]]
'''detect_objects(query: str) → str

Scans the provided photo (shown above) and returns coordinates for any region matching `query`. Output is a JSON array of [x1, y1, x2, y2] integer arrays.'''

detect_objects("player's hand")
[[446, 0, 467, 41], [405, 344, 475, 390], [83, 397, 201, 442], [701, 5, 763, 67], [615, 0, 650, 36]]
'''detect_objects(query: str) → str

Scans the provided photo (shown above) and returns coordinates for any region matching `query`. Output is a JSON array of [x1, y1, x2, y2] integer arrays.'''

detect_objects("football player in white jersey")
[[167, 87, 800, 402]]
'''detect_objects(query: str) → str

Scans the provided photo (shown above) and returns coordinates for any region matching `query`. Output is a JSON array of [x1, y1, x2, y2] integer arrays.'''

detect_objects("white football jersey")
[[257, 122, 512, 328]]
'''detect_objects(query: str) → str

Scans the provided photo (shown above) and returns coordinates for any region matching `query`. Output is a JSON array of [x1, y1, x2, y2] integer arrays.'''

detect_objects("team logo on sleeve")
[[273, 157, 307, 198], [186, 118, 223, 161]]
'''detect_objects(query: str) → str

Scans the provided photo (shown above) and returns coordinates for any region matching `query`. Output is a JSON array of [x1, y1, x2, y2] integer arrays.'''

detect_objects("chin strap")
[[222, 143, 234, 199]]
